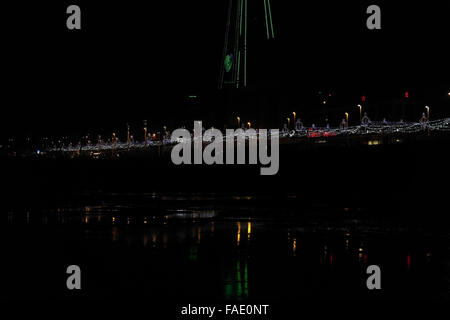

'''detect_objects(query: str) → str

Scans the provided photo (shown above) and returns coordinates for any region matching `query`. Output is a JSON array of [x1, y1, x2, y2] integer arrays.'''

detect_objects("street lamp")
[[112, 132, 116, 153], [287, 117, 291, 129], [247, 122, 251, 129], [425, 106, 430, 120], [345, 112, 349, 125], [236, 116, 241, 128], [357, 105, 362, 123], [126, 123, 130, 147], [292, 112, 296, 125], [143, 120, 148, 145]]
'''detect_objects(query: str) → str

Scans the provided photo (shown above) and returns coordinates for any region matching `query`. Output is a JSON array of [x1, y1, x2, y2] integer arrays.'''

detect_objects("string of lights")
[[46, 118, 450, 153], [282, 118, 450, 138]]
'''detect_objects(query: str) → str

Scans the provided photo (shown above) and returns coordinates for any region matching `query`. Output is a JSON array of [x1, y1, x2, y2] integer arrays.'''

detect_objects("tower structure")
[[218, 0, 275, 89]]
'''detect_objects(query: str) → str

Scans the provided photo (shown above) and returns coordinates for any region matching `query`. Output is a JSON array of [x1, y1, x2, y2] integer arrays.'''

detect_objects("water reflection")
[[407, 252, 411, 270], [224, 259, 249, 300], [292, 238, 297, 257], [237, 221, 241, 246], [6, 205, 219, 227], [152, 232, 157, 247], [163, 233, 168, 248], [3, 202, 449, 299], [236, 221, 253, 247], [112, 227, 118, 241]]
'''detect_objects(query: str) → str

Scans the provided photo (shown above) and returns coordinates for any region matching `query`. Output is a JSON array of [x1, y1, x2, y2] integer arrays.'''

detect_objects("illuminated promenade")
[[42, 118, 450, 155]]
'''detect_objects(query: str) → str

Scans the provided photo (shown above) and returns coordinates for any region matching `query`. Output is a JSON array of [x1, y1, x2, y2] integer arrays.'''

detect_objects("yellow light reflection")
[[237, 221, 241, 246], [163, 233, 168, 249], [112, 227, 118, 241], [143, 235, 149, 247], [152, 233, 157, 246]]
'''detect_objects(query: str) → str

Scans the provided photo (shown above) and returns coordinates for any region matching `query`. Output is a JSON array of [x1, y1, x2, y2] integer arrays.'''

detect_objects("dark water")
[[1, 193, 449, 301]]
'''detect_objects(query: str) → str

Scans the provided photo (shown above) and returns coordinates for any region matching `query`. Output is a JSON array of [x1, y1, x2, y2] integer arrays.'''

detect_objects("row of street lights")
[[236, 116, 252, 129], [236, 111, 297, 130], [118, 103, 435, 145], [295, 91, 450, 128], [105, 92, 450, 144], [347, 104, 431, 125], [238, 103, 438, 131], [284, 102, 436, 130]]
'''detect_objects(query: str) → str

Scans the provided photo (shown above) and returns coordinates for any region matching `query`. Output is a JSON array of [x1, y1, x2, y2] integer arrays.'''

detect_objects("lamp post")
[[345, 112, 349, 126], [143, 120, 148, 145], [357, 105, 362, 123], [287, 117, 291, 129], [425, 106, 430, 120], [247, 122, 251, 129], [126, 123, 130, 147], [237, 116, 241, 128], [292, 112, 296, 126], [112, 132, 116, 154]]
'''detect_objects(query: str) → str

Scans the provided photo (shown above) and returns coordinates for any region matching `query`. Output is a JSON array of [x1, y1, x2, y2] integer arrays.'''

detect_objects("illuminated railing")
[[46, 118, 450, 153], [283, 118, 450, 138]]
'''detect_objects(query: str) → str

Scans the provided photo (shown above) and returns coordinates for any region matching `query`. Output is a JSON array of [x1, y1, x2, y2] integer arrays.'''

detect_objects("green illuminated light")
[[224, 54, 233, 73]]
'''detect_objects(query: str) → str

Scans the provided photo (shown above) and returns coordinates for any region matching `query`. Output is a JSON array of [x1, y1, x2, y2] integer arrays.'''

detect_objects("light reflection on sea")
[[2, 192, 450, 300]]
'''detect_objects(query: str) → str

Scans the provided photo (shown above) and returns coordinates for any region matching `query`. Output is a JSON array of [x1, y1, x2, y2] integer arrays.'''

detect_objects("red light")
[[405, 91, 409, 99], [361, 96, 366, 102]]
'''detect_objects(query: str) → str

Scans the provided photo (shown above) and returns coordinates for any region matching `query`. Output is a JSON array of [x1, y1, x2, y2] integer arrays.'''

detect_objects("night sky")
[[2, 1, 450, 139]]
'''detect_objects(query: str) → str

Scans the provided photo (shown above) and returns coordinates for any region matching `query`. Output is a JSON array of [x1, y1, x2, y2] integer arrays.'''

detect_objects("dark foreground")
[[1, 135, 449, 306], [2, 194, 449, 301]]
